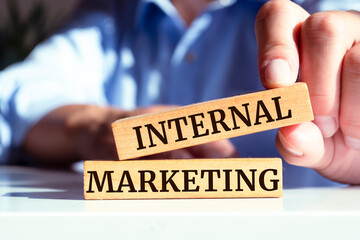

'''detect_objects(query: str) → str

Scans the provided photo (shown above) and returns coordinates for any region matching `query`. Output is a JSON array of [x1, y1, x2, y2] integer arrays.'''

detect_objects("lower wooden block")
[[84, 158, 282, 200]]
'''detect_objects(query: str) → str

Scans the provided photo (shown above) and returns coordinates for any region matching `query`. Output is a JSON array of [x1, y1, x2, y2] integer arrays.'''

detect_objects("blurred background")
[[0, 0, 81, 70]]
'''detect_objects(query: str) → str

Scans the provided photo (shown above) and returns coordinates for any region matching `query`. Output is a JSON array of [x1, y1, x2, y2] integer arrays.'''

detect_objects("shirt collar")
[[143, 0, 239, 12], [137, 0, 239, 30]]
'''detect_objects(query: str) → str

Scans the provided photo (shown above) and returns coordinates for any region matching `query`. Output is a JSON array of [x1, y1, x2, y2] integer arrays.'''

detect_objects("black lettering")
[[160, 170, 181, 192], [223, 169, 233, 192], [207, 109, 231, 134], [87, 171, 114, 193], [235, 169, 256, 191], [201, 170, 221, 192], [116, 170, 137, 192], [229, 104, 251, 129], [145, 121, 168, 148], [259, 169, 279, 191], [133, 126, 146, 150], [254, 100, 275, 125], [182, 170, 199, 192], [168, 117, 188, 142], [188, 113, 209, 138], [272, 96, 292, 121], [138, 170, 158, 192]]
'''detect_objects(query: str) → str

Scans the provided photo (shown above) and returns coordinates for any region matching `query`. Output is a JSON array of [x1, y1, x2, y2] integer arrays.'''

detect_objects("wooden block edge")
[[84, 158, 283, 200]]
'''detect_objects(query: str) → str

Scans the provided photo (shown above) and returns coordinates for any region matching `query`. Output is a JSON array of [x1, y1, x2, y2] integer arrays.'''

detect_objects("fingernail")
[[344, 136, 360, 151], [313, 116, 338, 138], [264, 59, 292, 87], [278, 131, 303, 157]]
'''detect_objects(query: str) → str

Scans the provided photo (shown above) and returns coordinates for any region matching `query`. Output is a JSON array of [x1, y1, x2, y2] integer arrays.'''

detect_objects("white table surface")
[[1, 165, 360, 240]]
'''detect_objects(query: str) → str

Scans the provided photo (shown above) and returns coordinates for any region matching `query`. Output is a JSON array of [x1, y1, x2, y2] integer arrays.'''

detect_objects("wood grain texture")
[[112, 83, 313, 160], [84, 158, 282, 200]]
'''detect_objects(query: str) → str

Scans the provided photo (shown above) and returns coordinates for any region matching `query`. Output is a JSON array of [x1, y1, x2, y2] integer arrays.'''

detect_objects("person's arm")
[[22, 104, 172, 163], [255, 0, 360, 184], [0, 9, 118, 164], [23, 104, 238, 165], [0, 3, 238, 165], [23, 105, 124, 164]]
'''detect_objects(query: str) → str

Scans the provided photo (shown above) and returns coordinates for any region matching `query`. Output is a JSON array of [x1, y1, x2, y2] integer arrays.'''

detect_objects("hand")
[[24, 104, 237, 164], [255, 0, 360, 184], [68, 104, 238, 160]]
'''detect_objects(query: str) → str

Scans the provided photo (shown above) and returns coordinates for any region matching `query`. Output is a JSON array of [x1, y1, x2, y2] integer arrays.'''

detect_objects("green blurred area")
[[0, 0, 79, 70]]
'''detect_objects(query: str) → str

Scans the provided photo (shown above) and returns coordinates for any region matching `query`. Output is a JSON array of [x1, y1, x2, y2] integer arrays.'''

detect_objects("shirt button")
[[185, 52, 195, 63]]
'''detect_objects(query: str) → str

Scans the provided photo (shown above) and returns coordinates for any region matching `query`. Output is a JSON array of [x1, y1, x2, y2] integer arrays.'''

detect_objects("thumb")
[[255, 0, 309, 88]]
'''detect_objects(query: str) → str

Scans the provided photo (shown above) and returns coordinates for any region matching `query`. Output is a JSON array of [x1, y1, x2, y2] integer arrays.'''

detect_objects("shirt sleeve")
[[298, 0, 360, 13], [0, 10, 118, 163]]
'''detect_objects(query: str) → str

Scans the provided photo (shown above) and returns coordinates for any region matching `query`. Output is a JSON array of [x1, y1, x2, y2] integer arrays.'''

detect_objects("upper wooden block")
[[112, 83, 313, 160]]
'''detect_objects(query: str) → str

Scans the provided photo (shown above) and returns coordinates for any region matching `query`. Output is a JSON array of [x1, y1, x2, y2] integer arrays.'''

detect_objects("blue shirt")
[[1, 0, 358, 187]]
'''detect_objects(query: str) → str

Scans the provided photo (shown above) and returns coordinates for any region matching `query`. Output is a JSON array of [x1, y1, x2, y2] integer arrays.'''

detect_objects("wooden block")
[[112, 83, 313, 160], [84, 158, 282, 200]]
